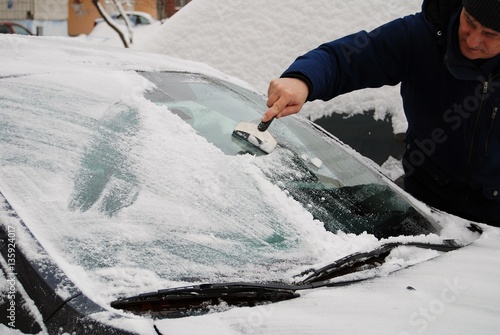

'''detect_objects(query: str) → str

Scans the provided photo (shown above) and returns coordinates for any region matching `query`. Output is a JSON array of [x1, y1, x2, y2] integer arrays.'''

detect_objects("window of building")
[[175, 0, 190, 9]]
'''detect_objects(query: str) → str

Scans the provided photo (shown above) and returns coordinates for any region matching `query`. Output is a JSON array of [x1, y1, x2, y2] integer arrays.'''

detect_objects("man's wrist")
[[280, 73, 313, 101]]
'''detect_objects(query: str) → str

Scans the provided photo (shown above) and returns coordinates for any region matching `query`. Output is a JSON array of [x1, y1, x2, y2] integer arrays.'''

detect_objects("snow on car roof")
[[0, 34, 255, 92]]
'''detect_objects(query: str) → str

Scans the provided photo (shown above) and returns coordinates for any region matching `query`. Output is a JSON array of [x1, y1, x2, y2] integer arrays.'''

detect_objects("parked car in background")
[[94, 10, 156, 27], [115, 11, 155, 26], [0, 22, 32, 35], [0, 35, 497, 335], [88, 10, 160, 46]]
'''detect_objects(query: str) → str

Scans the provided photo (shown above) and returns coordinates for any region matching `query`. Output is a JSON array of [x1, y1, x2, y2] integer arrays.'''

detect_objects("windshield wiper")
[[111, 282, 301, 318], [297, 240, 462, 285], [110, 239, 464, 318]]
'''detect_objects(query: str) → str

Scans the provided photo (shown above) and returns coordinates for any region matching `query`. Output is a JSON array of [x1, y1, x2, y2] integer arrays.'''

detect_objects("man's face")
[[458, 8, 500, 60]]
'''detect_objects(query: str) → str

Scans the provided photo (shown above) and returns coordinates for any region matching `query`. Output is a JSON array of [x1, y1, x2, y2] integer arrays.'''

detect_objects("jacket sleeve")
[[281, 14, 421, 102]]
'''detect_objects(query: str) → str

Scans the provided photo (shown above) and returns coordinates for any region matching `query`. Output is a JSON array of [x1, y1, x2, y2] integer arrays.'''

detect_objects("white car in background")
[[89, 10, 160, 46], [94, 11, 156, 27], [0, 35, 499, 335]]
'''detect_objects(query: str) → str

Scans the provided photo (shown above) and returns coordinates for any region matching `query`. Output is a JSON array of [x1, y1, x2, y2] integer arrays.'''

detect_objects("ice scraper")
[[231, 117, 277, 154]]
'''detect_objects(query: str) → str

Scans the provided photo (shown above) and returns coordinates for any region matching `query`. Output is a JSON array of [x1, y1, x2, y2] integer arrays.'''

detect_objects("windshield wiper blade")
[[110, 282, 302, 318], [110, 239, 465, 318], [299, 239, 463, 285]]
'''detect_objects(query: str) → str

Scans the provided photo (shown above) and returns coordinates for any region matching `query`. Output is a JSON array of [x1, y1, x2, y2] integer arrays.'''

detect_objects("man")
[[262, 0, 500, 225]]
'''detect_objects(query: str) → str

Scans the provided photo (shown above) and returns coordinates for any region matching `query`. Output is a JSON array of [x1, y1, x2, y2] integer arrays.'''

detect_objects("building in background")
[[0, 0, 68, 35], [68, 0, 192, 36], [0, 0, 191, 36], [165, 0, 191, 18]]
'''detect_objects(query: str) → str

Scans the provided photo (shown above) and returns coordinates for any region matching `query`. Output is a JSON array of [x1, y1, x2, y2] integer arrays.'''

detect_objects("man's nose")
[[466, 29, 483, 48]]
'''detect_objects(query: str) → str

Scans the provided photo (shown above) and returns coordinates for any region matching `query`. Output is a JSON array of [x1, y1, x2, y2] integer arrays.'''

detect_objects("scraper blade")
[[232, 119, 277, 154]]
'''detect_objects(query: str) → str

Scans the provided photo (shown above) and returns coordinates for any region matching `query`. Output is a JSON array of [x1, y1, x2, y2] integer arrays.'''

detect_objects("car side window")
[[137, 16, 149, 24], [0, 24, 10, 34]]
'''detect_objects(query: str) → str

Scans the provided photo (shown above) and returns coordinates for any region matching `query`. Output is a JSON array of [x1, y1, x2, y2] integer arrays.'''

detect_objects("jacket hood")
[[422, 0, 462, 34]]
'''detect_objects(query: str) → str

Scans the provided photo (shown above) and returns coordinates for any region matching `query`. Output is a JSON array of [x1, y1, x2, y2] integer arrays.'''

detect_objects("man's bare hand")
[[262, 78, 309, 122]]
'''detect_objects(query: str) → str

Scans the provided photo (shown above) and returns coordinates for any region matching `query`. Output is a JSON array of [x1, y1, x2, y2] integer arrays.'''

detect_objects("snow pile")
[[132, 0, 422, 133]]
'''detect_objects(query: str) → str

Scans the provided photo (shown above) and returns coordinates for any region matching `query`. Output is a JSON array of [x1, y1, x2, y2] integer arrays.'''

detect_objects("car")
[[89, 10, 159, 46], [94, 11, 156, 27], [0, 22, 32, 35], [0, 35, 498, 335], [115, 11, 155, 26]]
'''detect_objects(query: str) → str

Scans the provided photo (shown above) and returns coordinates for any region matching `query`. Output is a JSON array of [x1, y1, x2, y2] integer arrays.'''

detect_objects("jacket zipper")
[[483, 107, 498, 156]]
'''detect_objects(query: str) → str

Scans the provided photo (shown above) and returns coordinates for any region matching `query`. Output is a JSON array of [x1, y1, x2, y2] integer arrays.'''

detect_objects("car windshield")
[[140, 72, 435, 238], [12, 24, 31, 35], [0, 69, 436, 306]]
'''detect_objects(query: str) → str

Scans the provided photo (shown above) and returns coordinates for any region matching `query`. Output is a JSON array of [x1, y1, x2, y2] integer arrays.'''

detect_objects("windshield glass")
[[140, 72, 435, 238]]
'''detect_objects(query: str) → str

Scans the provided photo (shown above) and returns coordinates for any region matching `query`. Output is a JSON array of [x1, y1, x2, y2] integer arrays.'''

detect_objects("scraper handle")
[[258, 117, 275, 132]]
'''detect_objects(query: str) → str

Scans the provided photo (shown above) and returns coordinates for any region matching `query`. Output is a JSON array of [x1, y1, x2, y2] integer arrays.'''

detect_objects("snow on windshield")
[[0, 67, 389, 306]]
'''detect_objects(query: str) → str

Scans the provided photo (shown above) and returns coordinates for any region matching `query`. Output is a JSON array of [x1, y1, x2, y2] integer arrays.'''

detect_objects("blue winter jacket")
[[281, 2, 500, 225]]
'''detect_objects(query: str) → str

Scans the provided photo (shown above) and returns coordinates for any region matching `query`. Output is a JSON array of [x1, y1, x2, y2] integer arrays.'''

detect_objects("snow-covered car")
[[0, 35, 498, 335], [94, 11, 156, 27], [89, 10, 160, 46]]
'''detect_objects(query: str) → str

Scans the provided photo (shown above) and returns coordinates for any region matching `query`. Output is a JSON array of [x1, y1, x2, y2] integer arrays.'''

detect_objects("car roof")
[[1, 35, 252, 89]]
